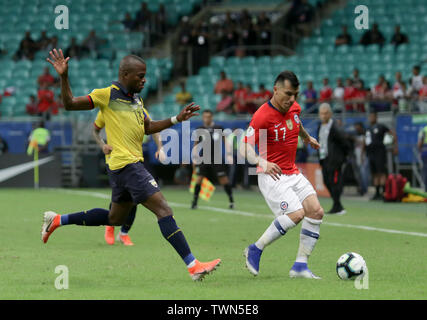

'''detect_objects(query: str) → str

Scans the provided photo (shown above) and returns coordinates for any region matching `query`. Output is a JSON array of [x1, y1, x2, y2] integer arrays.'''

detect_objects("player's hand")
[[305, 136, 320, 150], [46, 48, 69, 77], [155, 147, 166, 163], [102, 144, 113, 155], [261, 160, 282, 181], [176, 102, 200, 122]]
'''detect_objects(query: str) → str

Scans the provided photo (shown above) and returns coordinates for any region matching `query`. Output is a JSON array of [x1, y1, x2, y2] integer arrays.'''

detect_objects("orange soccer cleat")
[[188, 258, 221, 281], [104, 226, 115, 245], [116, 233, 134, 246], [41, 211, 61, 243]]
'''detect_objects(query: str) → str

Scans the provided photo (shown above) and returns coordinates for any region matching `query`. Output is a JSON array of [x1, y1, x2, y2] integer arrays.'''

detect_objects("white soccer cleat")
[[289, 269, 322, 279]]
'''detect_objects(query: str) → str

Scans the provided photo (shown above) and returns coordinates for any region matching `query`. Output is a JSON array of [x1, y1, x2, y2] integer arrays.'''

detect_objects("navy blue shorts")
[[106, 162, 160, 204]]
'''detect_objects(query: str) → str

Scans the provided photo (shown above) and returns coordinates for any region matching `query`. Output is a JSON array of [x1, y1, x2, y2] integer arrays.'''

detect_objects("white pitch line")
[[46, 188, 427, 238]]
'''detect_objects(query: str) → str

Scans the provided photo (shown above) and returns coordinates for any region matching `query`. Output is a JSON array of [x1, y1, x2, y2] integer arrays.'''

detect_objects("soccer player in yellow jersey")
[[93, 111, 164, 246], [41, 48, 221, 281]]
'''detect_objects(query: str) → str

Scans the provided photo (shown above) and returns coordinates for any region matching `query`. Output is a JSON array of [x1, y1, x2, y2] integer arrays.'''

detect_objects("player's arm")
[[145, 102, 200, 135], [299, 122, 320, 150], [92, 124, 112, 155], [46, 48, 93, 111], [239, 140, 282, 181]]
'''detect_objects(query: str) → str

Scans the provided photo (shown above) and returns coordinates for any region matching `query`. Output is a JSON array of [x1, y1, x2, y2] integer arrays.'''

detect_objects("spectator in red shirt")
[[419, 76, 427, 98], [233, 81, 247, 113], [243, 84, 258, 114], [371, 75, 392, 111], [344, 78, 356, 112], [319, 77, 333, 102], [255, 83, 272, 105], [216, 90, 234, 114], [37, 83, 55, 116], [38, 67, 56, 88], [353, 80, 367, 112], [26, 95, 38, 115], [214, 71, 234, 94]]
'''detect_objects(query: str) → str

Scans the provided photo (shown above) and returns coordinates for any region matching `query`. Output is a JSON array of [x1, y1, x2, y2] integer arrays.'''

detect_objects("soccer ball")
[[336, 252, 367, 280]]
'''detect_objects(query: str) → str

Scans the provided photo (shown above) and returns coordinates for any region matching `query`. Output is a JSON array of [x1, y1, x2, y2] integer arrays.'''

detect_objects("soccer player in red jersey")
[[241, 70, 324, 279]]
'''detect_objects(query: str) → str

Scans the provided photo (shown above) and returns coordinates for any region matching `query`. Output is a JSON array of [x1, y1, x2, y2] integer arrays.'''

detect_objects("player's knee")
[[292, 210, 305, 224], [156, 201, 173, 219], [312, 206, 324, 220]]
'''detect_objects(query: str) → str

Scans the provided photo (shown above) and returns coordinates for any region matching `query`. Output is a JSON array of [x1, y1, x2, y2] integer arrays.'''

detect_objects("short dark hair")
[[274, 70, 299, 88], [202, 109, 213, 115]]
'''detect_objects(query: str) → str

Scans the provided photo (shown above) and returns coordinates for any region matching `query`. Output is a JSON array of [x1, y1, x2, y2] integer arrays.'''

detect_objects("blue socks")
[[158, 215, 195, 266], [60, 208, 110, 226], [120, 206, 137, 234]]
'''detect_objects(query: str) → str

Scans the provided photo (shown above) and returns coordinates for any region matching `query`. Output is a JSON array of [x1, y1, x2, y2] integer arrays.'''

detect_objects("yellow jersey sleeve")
[[94, 111, 105, 129], [142, 106, 151, 121], [88, 87, 111, 110]]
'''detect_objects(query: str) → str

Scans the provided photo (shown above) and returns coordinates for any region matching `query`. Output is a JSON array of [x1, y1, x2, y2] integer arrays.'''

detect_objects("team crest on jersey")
[[149, 179, 158, 188], [286, 119, 293, 130], [294, 114, 300, 124], [280, 201, 288, 211]]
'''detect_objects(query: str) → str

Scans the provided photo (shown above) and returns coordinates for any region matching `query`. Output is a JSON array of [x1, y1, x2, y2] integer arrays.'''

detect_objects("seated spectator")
[[51, 93, 63, 116], [14, 31, 37, 60], [286, 0, 315, 27], [38, 67, 56, 88], [391, 25, 409, 48], [418, 76, 427, 112], [155, 4, 167, 35], [36, 30, 51, 51], [352, 68, 363, 86], [175, 81, 192, 106], [37, 83, 55, 118], [409, 65, 423, 93], [257, 12, 272, 55], [344, 78, 356, 112], [216, 90, 234, 114], [135, 2, 152, 32], [255, 84, 272, 105], [65, 37, 82, 59], [392, 71, 406, 106], [371, 76, 392, 111], [333, 78, 345, 111], [353, 80, 367, 112], [214, 71, 233, 94], [233, 81, 247, 113], [122, 12, 136, 31], [335, 25, 352, 46], [81, 30, 107, 58], [243, 84, 259, 114], [319, 78, 333, 102], [360, 23, 385, 46], [303, 81, 317, 111], [0, 135, 8, 155], [26, 95, 38, 115], [45, 35, 58, 53]]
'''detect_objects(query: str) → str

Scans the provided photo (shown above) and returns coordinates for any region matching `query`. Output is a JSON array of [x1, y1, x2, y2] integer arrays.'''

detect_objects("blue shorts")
[[106, 162, 160, 204]]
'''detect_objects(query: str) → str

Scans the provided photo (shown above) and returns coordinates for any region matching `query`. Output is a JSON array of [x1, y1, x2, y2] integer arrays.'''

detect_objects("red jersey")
[[244, 100, 301, 175], [319, 86, 333, 101], [234, 88, 247, 112]]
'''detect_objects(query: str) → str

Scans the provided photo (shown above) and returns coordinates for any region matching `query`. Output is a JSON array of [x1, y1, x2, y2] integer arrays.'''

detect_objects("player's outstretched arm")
[[46, 48, 92, 111], [145, 102, 200, 135]]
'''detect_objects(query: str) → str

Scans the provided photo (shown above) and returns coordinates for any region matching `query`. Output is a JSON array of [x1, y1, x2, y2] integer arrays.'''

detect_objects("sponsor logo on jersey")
[[274, 122, 282, 128], [286, 119, 293, 130], [280, 201, 288, 211]]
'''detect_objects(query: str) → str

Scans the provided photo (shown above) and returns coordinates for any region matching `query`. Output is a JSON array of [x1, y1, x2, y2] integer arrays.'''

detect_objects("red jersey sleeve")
[[244, 110, 265, 146]]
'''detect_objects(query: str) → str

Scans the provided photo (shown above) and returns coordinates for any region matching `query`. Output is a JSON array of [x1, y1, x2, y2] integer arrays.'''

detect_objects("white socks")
[[295, 217, 322, 263], [255, 215, 296, 250]]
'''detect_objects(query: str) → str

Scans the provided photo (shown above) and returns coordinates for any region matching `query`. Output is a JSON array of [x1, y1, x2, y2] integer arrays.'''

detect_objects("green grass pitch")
[[0, 188, 426, 299]]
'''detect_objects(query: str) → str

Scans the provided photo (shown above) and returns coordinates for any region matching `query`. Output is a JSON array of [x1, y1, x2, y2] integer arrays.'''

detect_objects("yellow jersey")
[[88, 81, 150, 170]]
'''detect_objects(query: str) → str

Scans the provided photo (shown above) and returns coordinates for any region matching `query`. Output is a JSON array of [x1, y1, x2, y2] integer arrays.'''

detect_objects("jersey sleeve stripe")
[[87, 95, 95, 109]]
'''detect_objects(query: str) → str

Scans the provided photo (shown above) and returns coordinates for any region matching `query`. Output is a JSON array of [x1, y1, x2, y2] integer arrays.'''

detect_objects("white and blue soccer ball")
[[336, 252, 367, 280]]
